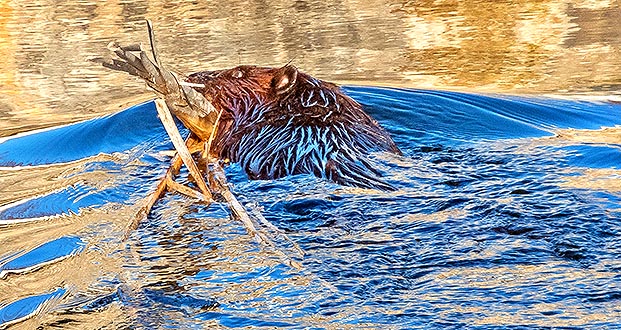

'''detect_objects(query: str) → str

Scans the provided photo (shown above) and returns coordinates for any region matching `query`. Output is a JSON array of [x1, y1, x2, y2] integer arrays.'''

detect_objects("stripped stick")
[[209, 161, 303, 268], [248, 206, 305, 256], [108, 21, 305, 263], [155, 99, 304, 264], [154, 98, 212, 200], [124, 134, 204, 240]]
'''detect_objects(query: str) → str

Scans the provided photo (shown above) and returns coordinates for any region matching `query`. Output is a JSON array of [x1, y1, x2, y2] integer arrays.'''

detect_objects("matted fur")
[[187, 65, 401, 190]]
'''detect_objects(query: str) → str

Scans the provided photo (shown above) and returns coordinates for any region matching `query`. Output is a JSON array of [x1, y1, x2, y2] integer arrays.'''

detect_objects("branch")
[[154, 99, 212, 199]]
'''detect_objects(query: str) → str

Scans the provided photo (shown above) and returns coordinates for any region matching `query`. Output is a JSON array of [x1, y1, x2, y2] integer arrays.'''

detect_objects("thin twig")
[[165, 176, 210, 201], [205, 108, 223, 157], [154, 99, 212, 200], [124, 134, 203, 240], [155, 100, 305, 265], [209, 162, 303, 269], [146, 20, 160, 66], [248, 206, 305, 256]]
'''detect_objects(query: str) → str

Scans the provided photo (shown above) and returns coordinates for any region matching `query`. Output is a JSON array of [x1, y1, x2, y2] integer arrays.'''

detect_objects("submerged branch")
[[107, 20, 304, 266], [123, 134, 203, 240], [209, 161, 303, 268], [154, 99, 212, 199]]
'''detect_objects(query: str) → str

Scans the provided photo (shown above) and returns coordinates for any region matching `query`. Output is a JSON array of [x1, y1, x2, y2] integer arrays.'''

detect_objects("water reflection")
[[1, 1, 621, 329], [0, 0, 620, 136], [0, 87, 620, 328]]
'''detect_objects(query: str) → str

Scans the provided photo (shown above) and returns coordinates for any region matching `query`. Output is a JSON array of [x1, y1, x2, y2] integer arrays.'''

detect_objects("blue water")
[[0, 87, 620, 328]]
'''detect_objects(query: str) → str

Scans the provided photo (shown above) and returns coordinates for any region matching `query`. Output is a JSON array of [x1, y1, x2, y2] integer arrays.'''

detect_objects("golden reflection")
[[431, 262, 620, 327], [0, 203, 137, 327], [552, 125, 621, 144], [0, 149, 159, 328], [560, 168, 621, 192], [0, 0, 15, 90], [573, 0, 615, 9], [503, 126, 621, 194], [0, 153, 131, 208], [399, 1, 579, 91], [0, 0, 619, 137], [34, 303, 128, 329], [546, 126, 621, 192], [400, 208, 467, 224]]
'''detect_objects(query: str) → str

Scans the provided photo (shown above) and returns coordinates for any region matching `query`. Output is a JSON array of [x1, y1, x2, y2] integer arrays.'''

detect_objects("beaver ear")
[[272, 65, 298, 94]]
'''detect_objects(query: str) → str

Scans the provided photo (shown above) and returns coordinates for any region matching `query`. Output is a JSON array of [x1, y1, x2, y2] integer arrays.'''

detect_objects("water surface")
[[0, 0, 620, 136], [1, 87, 620, 328], [1, 0, 621, 329]]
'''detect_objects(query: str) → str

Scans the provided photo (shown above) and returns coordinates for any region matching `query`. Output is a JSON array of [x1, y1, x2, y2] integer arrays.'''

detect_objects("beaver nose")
[[188, 70, 220, 83], [203, 71, 219, 78]]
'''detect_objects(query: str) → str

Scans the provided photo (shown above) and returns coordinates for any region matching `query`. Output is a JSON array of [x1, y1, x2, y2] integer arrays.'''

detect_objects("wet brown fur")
[[185, 65, 401, 190]]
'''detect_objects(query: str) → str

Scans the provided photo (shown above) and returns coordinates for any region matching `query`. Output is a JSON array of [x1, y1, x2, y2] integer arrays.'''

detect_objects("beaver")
[[99, 44, 401, 190], [184, 65, 401, 190]]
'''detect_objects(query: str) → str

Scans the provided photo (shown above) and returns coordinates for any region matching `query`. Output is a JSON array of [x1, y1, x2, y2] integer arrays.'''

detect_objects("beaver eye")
[[232, 70, 243, 79]]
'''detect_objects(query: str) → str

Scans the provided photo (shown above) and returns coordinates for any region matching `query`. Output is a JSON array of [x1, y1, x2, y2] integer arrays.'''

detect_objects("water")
[[1, 0, 620, 137], [1, 0, 621, 329], [1, 88, 620, 328]]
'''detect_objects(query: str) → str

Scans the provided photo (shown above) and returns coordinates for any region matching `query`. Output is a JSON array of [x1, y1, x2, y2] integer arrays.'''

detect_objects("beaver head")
[[184, 65, 401, 190]]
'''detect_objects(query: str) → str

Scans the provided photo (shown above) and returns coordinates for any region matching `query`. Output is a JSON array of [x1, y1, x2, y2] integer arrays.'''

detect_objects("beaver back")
[[186, 65, 400, 190]]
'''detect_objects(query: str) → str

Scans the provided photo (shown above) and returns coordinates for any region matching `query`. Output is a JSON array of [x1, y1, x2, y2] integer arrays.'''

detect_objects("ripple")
[[0, 87, 620, 328]]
